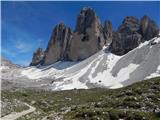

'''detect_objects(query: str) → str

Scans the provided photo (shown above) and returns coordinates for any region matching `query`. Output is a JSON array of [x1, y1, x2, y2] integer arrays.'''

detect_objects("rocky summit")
[[140, 15, 159, 41], [30, 7, 159, 66], [110, 16, 142, 55], [68, 7, 105, 61], [43, 23, 72, 65], [110, 16, 159, 55], [30, 48, 44, 66]]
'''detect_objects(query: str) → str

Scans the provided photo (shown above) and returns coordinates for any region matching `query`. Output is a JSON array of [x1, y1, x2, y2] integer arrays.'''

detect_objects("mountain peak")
[[140, 15, 159, 41], [30, 7, 159, 65], [75, 6, 97, 33], [30, 47, 45, 66]]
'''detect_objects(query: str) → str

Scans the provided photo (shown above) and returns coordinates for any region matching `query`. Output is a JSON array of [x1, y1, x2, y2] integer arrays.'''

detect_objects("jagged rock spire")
[[43, 23, 72, 65], [68, 7, 105, 61], [140, 15, 159, 41], [110, 15, 159, 55], [30, 48, 44, 66], [30, 8, 159, 66]]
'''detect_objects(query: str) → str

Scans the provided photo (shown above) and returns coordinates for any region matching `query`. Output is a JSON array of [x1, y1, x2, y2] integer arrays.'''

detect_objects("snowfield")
[[1, 36, 160, 90]]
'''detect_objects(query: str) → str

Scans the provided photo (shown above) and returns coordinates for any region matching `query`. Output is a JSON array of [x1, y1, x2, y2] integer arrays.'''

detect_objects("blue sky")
[[1, 1, 160, 66]]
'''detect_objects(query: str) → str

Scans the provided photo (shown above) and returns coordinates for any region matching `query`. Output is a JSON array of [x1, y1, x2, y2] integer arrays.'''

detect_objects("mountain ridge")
[[1, 34, 159, 91], [30, 7, 159, 66]]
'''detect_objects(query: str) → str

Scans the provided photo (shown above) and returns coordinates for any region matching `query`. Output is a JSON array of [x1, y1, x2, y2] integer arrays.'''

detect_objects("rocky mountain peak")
[[118, 16, 140, 34], [43, 23, 72, 65], [30, 7, 159, 66], [75, 7, 100, 33], [68, 7, 105, 61], [140, 15, 159, 41], [110, 16, 142, 55], [122, 16, 139, 24], [30, 48, 44, 66], [110, 15, 159, 55]]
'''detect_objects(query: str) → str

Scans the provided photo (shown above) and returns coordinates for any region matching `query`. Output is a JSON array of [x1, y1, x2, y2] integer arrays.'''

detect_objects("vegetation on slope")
[[1, 77, 160, 120]]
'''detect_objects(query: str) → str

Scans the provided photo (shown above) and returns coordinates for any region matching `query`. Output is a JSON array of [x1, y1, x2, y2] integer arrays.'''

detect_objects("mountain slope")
[[19, 35, 160, 90], [2, 77, 160, 120]]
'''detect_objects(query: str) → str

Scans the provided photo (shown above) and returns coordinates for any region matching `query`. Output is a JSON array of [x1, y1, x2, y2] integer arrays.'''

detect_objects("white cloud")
[[37, 39, 44, 48], [15, 40, 32, 53]]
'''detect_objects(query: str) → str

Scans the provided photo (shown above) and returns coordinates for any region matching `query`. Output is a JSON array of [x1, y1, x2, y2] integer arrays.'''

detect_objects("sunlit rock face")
[[43, 23, 72, 65], [140, 15, 159, 41]]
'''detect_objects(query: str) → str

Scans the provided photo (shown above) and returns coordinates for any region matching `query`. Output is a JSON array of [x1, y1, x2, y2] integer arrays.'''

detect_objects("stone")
[[110, 16, 159, 55], [140, 15, 159, 41], [110, 16, 142, 55], [68, 7, 105, 61], [43, 23, 72, 65], [30, 48, 44, 66]]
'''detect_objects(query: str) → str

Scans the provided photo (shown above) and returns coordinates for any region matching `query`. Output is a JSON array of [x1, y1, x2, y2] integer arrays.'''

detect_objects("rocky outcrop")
[[110, 16, 141, 55], [140, 15, 159, 41], [110, 16, 159, 55], [30, 48, 44, 66], [103, 20, 113, 45], [68, 7, 105, 61], [43, 23, 72, 65]]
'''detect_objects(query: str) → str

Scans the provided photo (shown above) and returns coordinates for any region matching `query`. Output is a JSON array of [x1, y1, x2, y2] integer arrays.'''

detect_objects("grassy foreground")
[[1, 77, 160, 120]]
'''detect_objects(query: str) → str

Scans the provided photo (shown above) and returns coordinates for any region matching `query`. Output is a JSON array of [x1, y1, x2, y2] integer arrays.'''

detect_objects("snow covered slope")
[[19, 36, 160, 90], [1, 57, 22, 79]]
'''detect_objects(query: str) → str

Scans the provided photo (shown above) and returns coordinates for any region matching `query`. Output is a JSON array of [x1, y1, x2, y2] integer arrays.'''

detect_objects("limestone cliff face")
[[110, 16, 159, 55], [41, 7, 106, 65], [140, 15, 159, 41], [43, 23, 72, 65], [30, 7, 159, 66], [68, 7, 105, 61], [30, 48, 44, 66], [110, 16, 141, 55]]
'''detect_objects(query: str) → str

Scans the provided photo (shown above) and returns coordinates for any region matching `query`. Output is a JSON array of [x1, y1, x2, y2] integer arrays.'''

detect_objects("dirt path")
[[1, 103, 36, 120]]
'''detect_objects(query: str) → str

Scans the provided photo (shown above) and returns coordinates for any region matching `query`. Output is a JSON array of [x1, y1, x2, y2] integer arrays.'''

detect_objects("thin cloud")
[[15, 40, 32, 53], [16, 59, 30, 66], [1, 48, 16, 56]]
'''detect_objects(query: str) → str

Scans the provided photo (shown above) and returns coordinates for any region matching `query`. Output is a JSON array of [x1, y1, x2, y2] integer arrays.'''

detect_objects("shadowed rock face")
[[110, 16, 159, 55], [30, 48, 44, 66], [140, 15, 159, 41], [103, 20, 113, 45], [110, 16, 142, 55], [68, 7, 105, 61], [43, 23, 72, 65]]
